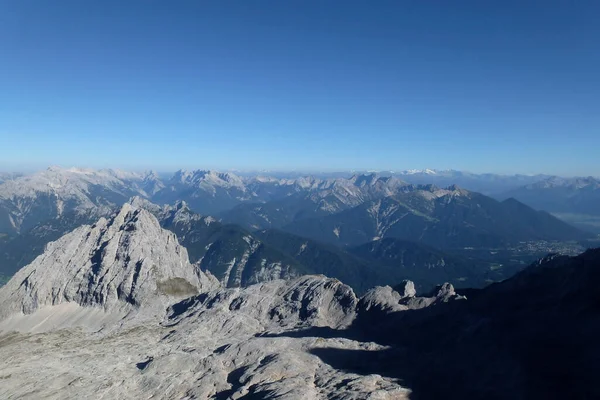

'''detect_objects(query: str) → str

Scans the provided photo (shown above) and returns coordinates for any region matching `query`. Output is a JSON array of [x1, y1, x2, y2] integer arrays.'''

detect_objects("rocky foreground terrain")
[[0, 202, 599, 399]]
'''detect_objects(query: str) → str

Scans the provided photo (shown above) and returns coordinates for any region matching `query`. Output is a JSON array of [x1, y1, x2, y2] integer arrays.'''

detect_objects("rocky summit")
[[0, 203, 218, 332], [0, 202, 415, 399], [0, 201, 599, 399]]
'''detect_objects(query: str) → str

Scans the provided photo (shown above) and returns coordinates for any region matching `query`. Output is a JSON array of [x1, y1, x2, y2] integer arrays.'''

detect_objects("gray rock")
[[0, 203, 410, 398], [396, 280, 416, 298], [358, 281, 465, 321], [0, 202, 468, 399], [358, 285, 406, 315], [0, 203, 218, 326], [401, 282, 465, 310], [166, 275, 358, 333]]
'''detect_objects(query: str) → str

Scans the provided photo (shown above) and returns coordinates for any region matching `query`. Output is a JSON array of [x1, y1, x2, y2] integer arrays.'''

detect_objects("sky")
[[0, 1, 599, 176]]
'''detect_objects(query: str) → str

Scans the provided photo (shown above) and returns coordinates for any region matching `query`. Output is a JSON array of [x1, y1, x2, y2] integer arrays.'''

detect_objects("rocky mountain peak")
[[174, 199, 190, 211], [46, 165, 63, 172], [128, 195, 159, 211], [396, 280, 417, 298], [357, 280, 464, 322], [143, 170, 160, 180], [0, 202, 218, 325], [166, 275, 358, 332], [349, 173, 379, 187], [171, 168, 188, 181]]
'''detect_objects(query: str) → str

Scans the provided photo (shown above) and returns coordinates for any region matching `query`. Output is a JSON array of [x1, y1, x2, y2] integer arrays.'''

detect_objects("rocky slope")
[[501, 176, 600, 233], [0, 274, 416, 399], [257, 229, 504, 294], [329, 248, 600, 399], [0, 209, 109, 278], [220, 174, 409, 231], [0, 199, 598, 399], [130, 198, 305, 288], [0, 202, 424, 398], [0, 167, 158, 234], [0, 202, 217, 329], [283, 185, 591, 248]]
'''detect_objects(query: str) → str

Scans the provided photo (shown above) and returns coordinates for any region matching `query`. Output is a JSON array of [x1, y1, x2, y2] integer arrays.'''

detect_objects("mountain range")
[[1, 166, 597, 237], [0, 194, 598, 399], [0, 167, 161, 234], [0, 167, 593, 293], [281, 185, 590, 248], [500, 176, 600, 233], [1, 196, 582, 297], [391, 169, 552, 195]]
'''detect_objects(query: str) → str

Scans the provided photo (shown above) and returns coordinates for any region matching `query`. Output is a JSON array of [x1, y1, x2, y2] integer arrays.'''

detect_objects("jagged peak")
[[127, 196, 161, 214], [355, 280, 465, 328], [0, 202, 218, 326], [174, 199, 189, 210], [349, 172, 379, 186], [168, 169, 245, 189], [143, 170, 161, 180]]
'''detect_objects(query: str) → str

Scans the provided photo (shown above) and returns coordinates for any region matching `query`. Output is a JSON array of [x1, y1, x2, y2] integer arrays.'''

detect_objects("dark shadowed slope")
[[277, 248, 600, 400], [500, 177, 600, 234], [258, 230, 512, 294]]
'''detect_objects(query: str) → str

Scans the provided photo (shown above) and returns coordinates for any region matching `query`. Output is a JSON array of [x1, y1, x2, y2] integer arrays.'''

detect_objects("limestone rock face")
[[358, 285, 406, 315], [357, 281, 464, 323], [165, 275, 358, 335], [0, 203, 217, 323], [0, 210, 408, 399], [0, 202, 463, 399], [1, 203, 599, 399], [401, 282, 465, 310], [396, 279, 417, 298]]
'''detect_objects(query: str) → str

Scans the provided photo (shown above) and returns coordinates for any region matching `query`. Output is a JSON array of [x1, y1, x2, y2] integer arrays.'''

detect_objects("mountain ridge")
[[0, 203, 598, 398], [282, 186, 590, 248]]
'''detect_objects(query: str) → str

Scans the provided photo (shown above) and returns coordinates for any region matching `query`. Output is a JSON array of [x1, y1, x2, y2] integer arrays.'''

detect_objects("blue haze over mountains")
[[0, 166, 597, 291], [2, 1, 600, 397]]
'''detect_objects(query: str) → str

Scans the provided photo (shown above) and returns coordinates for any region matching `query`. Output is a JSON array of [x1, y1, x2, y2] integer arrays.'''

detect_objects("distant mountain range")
[[1, 166, 595, 236], [0, 197, 551, 295], [0, 167, 161, 234], [391, 169, 552, 195], [281, 185, 590, 248], [499, 176, 600, 233], [0, 172, 22, 185], [221, 168, 553, 195], [0, 167, 594, 293], [1, 193, 599, 398]]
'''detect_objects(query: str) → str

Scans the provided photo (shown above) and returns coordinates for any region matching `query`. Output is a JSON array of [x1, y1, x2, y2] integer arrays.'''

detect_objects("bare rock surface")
[[0, 203, 410, 399], [1, 202, 599, 399], [0, 202, 217, 330]]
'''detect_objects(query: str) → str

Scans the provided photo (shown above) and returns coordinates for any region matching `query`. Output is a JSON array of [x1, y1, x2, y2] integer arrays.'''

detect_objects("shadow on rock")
[[256, 326, 362, 340], [272, 249, 600, 400]]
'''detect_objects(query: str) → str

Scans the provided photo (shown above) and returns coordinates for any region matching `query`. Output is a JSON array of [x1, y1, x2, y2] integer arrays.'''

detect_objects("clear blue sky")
[[1, 1, 599, 175]]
